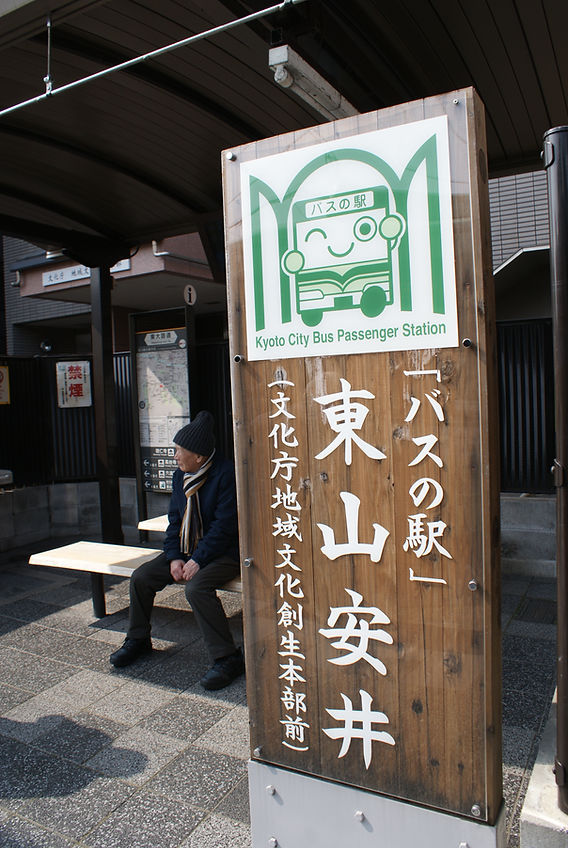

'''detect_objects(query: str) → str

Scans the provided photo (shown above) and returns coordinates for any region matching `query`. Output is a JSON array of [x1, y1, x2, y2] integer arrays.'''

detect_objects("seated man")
[[110, 410, 244, 690]]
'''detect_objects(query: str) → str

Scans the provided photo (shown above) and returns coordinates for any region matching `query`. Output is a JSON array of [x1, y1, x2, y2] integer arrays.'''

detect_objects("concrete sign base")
[[249, 760, 506, 848]]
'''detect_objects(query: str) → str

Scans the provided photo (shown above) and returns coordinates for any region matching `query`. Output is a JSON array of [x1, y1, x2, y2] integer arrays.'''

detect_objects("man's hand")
[[182, 558, 200, 581], [169, 559, 186, 582]]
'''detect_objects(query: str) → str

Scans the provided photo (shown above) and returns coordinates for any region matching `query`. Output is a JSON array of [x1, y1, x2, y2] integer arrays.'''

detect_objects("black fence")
[[0, 342, 232, 487], [0, 355, 53, 486], [0, 324, 556, 493], [497, 318, 555, 493], [113, 352, 136, 478], [0, 353, 135, 485]]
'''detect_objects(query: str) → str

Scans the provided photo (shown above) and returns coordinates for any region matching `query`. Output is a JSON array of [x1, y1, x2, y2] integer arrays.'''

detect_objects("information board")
[[223, 88, 502, 822], [135, 327, 190, 492]]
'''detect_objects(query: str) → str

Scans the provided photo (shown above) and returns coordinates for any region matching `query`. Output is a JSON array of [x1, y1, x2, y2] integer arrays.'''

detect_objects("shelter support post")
[[90, 265, 123, 615], [544, 125, 568, 814]]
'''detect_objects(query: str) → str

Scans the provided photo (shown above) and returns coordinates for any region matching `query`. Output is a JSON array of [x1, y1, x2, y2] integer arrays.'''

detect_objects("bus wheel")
[[302, 310, 323, 327], [361, 286, 387, 318]]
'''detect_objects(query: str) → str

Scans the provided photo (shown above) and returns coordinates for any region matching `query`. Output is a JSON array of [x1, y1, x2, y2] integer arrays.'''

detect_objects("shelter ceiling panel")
[[36, 0, 320, 134], [292, 0, 568, 172], [533, 0, 568, 124], [0, 0, 103, 45], [0, 0, 324, 247], [0, 129, 195, 240], [308, 0, 468, 107], [323, 0, 519, 167], [0, 0, 565, 249], [485, 1, 553, 135], [0, 190, 103, 238]]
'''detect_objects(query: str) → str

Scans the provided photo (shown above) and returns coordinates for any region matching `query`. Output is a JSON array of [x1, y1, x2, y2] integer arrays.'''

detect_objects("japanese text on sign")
[[268, 377, 310, 752], [56, 361, 92, 408], [265, 368, 452, 769]]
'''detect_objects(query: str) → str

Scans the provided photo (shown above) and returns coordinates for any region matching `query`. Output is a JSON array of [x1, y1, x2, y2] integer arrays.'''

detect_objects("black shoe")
[[200, 648, 245, 691], [110, 637, 152, 668]]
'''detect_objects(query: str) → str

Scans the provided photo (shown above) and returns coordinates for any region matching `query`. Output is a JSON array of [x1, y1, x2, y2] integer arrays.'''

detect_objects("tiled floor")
[[0, 543, 558, 847], [0, 549, 250, 848], [501, 574, 557, 847]]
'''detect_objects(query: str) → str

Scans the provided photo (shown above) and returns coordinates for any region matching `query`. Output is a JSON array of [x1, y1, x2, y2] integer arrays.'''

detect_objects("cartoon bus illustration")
[[282, 186, 405, 327]]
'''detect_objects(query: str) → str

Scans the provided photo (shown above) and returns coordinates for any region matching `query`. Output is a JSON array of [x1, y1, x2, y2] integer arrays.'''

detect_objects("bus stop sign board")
[[223, 88, 502, 823]]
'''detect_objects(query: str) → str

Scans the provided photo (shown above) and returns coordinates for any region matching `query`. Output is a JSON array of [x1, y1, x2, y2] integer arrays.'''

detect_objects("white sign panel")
[[239, 116, 458, 361], [43, 265, 90, 287], [42, 258, 131, 287], [56, 361, 92, 408]]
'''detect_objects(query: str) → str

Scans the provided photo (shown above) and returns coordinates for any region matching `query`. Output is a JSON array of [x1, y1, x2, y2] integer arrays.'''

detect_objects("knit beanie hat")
[[173, 410, 215, 456]]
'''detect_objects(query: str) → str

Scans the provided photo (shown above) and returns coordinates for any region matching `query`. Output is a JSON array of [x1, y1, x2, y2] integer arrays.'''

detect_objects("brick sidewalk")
[[0, 544, 557, 847]]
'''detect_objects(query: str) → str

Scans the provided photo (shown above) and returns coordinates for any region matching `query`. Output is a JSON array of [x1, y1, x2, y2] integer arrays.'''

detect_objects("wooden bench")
[[137, 514, 169, 532], [29, 539, 242, 617]]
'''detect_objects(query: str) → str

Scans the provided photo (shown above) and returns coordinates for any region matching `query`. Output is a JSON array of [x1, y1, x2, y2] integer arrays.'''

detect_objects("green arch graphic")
[[249, 135, 444, 331]]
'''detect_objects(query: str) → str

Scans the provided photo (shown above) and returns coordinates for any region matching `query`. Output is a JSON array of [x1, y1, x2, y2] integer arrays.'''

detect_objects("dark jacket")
[[163, 454, 239, 567]]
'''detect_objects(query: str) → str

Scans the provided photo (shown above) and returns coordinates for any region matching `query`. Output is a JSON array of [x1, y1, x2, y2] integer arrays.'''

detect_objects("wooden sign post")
[[223, 88, 503, 847]]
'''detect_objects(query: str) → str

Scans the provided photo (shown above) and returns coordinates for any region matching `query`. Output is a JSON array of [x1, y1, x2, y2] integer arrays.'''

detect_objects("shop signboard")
[[223, 88, 501, 823]]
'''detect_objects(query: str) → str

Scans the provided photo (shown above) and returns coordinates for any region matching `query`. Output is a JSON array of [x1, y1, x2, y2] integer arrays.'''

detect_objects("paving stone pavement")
[[0, 541, 557, 848]]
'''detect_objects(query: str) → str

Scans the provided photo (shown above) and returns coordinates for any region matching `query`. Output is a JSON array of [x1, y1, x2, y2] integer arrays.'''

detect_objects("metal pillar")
[[543, 125, 568, 814], [90, 265, 124, 616]]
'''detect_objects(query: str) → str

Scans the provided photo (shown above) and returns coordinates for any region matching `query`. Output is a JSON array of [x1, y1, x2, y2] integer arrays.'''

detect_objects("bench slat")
[[29, 540, 242, 592], [137, 515, 168, 532], [29, 541, 163, 578], [221, 577, 242, 593]]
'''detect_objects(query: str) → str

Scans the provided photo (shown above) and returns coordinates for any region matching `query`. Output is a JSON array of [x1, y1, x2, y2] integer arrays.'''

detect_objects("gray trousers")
[[127, 552, 240, 661]]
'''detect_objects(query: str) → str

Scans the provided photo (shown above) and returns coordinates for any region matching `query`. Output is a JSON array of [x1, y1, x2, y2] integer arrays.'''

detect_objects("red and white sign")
[[56, 361, 92, 408]]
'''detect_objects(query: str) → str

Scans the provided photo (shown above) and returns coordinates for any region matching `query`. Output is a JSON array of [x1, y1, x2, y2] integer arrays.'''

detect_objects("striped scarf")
[[179, 451, 215, 556]]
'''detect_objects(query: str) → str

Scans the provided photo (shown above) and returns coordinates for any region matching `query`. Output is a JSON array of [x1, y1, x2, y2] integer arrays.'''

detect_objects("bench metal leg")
[[91, 573, 106, 617]]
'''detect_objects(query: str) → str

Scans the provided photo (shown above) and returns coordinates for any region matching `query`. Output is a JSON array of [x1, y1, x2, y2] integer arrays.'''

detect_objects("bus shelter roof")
[[0, 0, 565, 264]]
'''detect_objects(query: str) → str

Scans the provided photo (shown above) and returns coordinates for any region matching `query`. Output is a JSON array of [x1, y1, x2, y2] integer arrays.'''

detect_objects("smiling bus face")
[[282, 187, 405, 325], [284, 186, 403, 275], [295, 207, 388, 268]]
